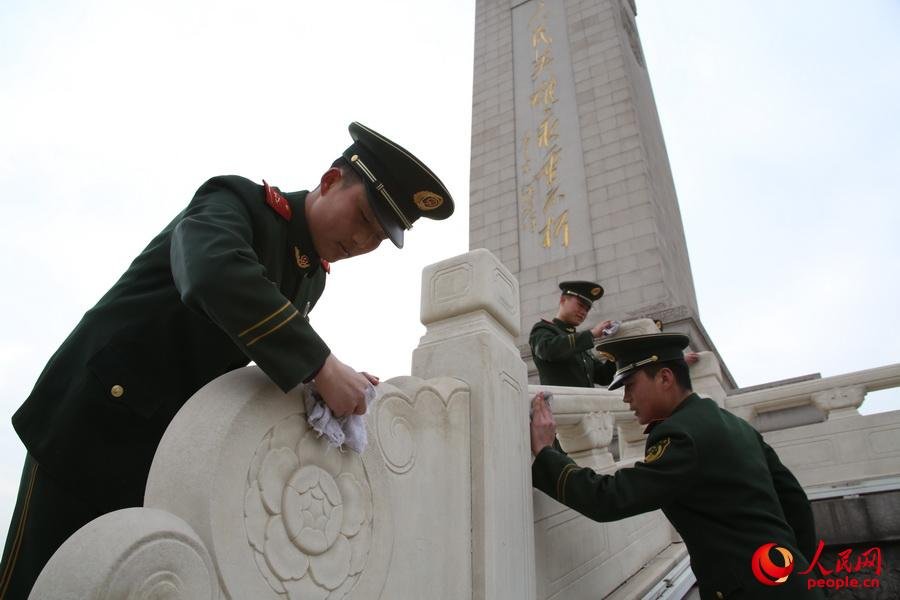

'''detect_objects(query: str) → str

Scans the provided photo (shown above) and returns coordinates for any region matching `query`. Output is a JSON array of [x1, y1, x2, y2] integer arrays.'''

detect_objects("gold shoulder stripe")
[[239, 301, 292, 338], [246, 308, 299, 347], [557, 463, 578, 504], [644, 437, 671, 464]]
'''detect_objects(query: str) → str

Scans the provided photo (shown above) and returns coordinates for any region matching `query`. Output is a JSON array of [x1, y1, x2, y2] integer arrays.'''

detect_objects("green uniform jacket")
[[529, 318, 615, 387], [532, 394, 824, 600], [12, 175, 329, 512]]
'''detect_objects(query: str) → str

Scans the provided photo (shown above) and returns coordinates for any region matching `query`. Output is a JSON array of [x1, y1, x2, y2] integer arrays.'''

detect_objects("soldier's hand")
[[590, 320, 614, 338], [685, 352, 700, 365], [530, 392, 557, 456], [314, 354, 373, 417]]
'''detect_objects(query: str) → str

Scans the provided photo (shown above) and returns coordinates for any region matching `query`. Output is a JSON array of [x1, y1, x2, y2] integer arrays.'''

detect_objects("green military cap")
[[595, 332, 690, 390], [342, 121, 454, 248], [559, 280, 604, 305]]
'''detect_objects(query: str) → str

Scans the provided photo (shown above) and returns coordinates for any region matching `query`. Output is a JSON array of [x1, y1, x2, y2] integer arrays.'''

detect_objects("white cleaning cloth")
[[602, 320, 621, 336], [303, 382, 377, 453]]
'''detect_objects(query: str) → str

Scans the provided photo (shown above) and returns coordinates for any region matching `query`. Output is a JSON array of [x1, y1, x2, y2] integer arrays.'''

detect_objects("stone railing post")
[[412, 249, 536, 600]]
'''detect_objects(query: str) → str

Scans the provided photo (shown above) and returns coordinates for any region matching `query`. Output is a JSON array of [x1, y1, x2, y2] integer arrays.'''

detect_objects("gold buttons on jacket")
[[110, 385, 125, 398], [715, 592, 724, 599]]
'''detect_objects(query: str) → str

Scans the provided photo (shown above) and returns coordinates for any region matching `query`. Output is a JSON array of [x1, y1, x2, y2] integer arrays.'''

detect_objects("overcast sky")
[[1, 0, 897, 539]]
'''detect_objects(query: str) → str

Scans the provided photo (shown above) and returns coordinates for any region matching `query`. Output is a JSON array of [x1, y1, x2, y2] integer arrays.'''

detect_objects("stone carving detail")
[[244, 413, 373, 599], [558, 412, 616, 470], [432, 263, 473, 304], [558, 412, 614, 452], [376, 393, 417, 475], [29, 507, 219, 599], [493, 268, 518, 315]]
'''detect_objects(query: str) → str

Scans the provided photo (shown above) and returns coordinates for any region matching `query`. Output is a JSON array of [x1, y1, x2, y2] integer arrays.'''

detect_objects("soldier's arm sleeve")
[[760, 435, 817, 559], [170, 179, 331, 392], [531, 325, 595, 363], [592, 356, 616, 386], [532, 428, 698, 522]]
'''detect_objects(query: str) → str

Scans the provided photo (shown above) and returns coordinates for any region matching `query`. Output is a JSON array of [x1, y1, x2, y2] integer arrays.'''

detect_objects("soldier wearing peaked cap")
[[529, 280, 617, 388], [0, 122, 454, 598], [529, 332, 823, 600]]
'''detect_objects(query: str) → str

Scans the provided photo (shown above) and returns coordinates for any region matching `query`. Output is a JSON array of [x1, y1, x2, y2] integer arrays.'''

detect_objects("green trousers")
[[0, 454, 103, 600]]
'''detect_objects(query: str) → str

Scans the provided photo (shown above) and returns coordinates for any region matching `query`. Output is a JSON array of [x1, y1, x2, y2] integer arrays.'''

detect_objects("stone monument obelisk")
[[469, 0, 734, 387]]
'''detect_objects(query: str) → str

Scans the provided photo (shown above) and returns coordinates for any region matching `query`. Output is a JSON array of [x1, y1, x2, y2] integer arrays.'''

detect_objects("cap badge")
[[591, 287, 602, 297], [597, 351, 616, 362], [294, 247, 310, 269], [644, 437, 671, 464], [414, 191, 444, 211]]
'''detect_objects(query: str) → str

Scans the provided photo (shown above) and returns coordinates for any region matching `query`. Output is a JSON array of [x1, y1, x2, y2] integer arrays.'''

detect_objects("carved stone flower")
[[244, 414, 373, 599]]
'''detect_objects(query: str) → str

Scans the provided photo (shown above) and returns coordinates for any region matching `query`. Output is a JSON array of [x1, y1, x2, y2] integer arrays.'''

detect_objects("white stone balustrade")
[[28, 249, 900, 600], [726, 363, 900, 423], [526, 353, 900, 598], [764, 409, 900, 499], [32, 248, 530, 600]]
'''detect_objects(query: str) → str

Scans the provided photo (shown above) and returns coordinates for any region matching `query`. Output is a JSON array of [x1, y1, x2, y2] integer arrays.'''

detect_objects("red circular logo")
[[751, 543, 795, 586]]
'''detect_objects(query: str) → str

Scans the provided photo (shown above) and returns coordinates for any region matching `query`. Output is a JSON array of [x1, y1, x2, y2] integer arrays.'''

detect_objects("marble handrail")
[[727, 362, 900, 421], [527, 361, 900, 464]]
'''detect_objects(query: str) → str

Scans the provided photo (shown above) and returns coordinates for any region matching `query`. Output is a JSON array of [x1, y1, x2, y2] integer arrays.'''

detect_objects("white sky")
[[1, 0, 897, 538]]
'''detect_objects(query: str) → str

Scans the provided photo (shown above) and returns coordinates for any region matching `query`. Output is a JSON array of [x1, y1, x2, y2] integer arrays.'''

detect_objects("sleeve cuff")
[[532, 445, 577, 502]]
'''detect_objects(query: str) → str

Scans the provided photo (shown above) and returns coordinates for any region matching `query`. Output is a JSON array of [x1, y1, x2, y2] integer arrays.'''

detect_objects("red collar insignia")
[[262, 180, 292, 221], [320, 259, 331, 274]]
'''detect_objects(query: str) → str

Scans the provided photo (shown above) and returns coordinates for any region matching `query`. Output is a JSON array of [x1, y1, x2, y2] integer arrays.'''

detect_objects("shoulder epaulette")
[[262, 180, 292, 221]]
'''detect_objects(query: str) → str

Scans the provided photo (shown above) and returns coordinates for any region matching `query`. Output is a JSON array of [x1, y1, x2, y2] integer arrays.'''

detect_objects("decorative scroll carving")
[[244, 413, 374, 599], [29, 508, 219, 599], [374, 377, 470, 477], [376, 394, 417, 475]]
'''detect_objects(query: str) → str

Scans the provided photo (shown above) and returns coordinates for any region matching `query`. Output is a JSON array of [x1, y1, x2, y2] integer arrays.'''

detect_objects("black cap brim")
[[343, 122, 453, 250], [364, 184, 404, 248], [595, 333, 691, 391]]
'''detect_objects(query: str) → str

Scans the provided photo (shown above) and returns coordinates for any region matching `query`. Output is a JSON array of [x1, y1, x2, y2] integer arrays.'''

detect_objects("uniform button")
[[715, 592, 724, 599], [110, 384, 125, 398]]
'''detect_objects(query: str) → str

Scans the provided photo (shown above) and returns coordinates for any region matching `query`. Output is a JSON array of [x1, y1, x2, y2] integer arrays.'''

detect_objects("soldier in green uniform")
[[529, 280, 617, 387], [530, 333, 824, 600], [0, 122, 454, 599]]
